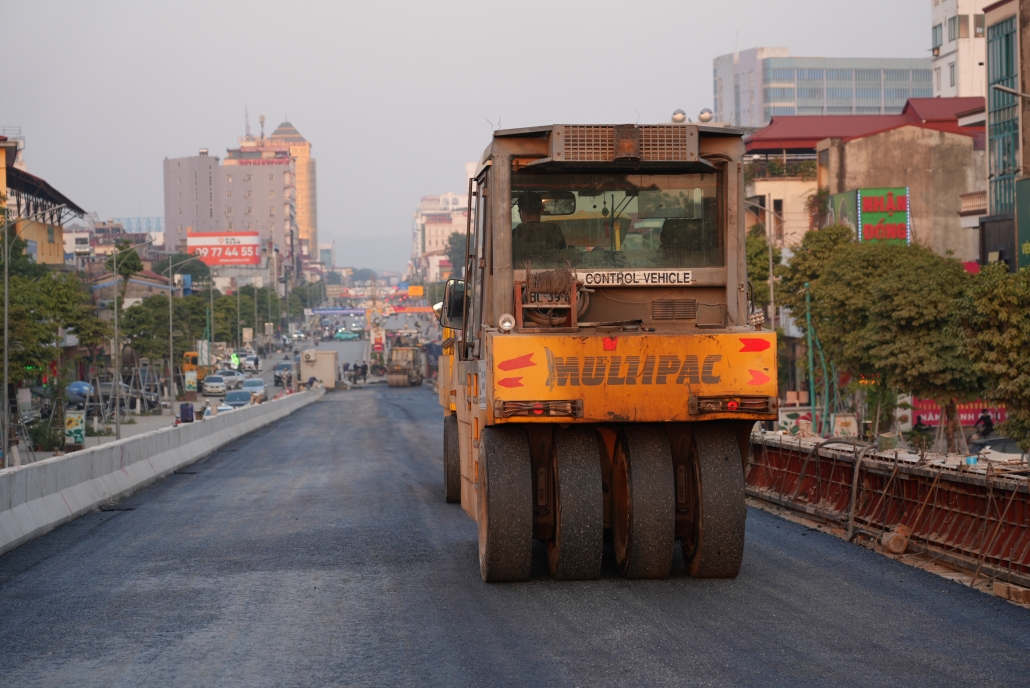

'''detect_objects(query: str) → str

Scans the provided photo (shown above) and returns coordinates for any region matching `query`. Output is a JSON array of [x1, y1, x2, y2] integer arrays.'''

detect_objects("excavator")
[[436, 122, 777, 582]]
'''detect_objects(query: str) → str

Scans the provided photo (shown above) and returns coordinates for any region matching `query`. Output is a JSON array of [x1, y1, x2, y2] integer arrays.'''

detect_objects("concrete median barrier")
[[0, 387, 325, 556]]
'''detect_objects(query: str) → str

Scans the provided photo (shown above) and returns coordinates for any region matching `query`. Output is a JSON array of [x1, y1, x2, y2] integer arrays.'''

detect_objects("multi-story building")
[[931, 1, 990, 98], [1, 133, 84, 266], [979, 0, 1030, 270], [267, 121, 317, 259], [318, 241, 335, 268], [714, 48, 933, 127], [411, 192, 466, 283], [162, 119, 318, 283]]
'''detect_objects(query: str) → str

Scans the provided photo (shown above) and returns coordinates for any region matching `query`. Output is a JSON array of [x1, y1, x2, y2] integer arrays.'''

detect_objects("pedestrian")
[[361, 362, 368, 383], [974, 409, 995, 438]]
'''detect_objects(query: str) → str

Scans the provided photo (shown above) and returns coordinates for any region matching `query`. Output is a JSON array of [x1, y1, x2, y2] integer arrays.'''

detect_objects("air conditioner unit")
[[303, 351, 316, 362]]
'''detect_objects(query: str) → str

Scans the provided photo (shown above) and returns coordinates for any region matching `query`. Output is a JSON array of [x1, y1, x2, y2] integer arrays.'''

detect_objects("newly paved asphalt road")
[[1, 383, 1029, 687]]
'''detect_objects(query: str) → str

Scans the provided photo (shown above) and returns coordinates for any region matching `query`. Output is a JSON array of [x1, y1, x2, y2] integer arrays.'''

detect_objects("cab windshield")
[[510, 172, 722, 270]]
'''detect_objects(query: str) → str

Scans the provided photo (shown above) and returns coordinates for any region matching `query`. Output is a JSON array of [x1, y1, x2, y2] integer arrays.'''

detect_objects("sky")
[[3, 0, 931, 273]]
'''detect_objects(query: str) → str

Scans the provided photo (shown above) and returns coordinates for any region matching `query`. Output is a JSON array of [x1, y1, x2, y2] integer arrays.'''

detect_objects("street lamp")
[[3, 203, 66, 469]]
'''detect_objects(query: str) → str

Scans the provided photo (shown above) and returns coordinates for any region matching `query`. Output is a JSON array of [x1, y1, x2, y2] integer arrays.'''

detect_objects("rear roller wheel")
[[443, 414, 460, 503], [478, 426, 533, 582], [681, 425, 746, 578], [612, 426, 675, 579], [548, 427, 603, 580]]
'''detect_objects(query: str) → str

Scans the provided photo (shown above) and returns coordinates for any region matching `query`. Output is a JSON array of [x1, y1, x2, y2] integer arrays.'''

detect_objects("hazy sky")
[[4, 0, 931, 273]]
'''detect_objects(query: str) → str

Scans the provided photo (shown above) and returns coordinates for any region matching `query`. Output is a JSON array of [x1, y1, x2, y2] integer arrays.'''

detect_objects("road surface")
[[1, 383, 1028, 686]]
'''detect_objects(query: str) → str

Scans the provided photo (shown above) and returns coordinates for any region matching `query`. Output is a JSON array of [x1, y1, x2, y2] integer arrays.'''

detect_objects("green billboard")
[[856, 188, 910, 244]]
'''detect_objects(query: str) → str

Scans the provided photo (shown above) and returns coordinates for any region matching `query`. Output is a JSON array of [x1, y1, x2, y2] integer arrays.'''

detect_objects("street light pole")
[[110, 236, 157, 441], [3, 203, 66, 469]]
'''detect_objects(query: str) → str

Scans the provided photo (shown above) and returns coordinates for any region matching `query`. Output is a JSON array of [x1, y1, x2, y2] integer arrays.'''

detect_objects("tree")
[[778, 223, 855, 324], [104, 241, 144, 309], [0, 235, 49, 279], [152, 253, 210, 282], [351, 268, 377, 283], [326, 271, 343, 285], [810, 242, 984, 448], [745, 225, 781, 310], [446, 232, 468, 280], [958, 264, 1030, 453]]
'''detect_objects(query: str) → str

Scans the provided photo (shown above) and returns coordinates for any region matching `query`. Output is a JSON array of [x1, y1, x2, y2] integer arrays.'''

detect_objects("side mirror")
[[441, 279, 465, 329], [433, 301, 444, 323]]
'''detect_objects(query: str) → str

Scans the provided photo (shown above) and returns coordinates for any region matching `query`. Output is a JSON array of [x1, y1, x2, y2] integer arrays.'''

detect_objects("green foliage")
[[958, 265, 1030, 452], [446, 232, 468, 280], [745, 228, 782, 309], [152, 253, 210, 282], [28, 422, 64, 451], [104, 241, 144, 284], [778, 224, 854, 323], [326, 271, 343, 285], [351, 268, 377, 283], [809, 242, 983, 406], [0, 235, 50, 279], [1, 273, 88, 382]]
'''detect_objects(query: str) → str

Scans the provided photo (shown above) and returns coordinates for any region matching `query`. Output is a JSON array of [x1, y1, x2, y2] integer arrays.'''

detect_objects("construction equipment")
[[386, 332, 425, 387], [435, 122, 777, 582], [182, 352, 212, 383]]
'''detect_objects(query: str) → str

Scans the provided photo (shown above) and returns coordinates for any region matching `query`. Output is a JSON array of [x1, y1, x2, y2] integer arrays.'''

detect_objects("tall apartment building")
[[163, 120, 317, 270], [267, 122, 317, 259], [411, 192, 466, 283], [713, 48, 933, 127], [931, 1, 989, 97]]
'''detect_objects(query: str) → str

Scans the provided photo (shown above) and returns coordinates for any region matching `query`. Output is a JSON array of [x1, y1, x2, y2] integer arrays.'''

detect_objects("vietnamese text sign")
[[407, 285, 424, 297], [910, 398, 1006, 427], [187, 232, 262, 266], [857, 188, 910, 244]]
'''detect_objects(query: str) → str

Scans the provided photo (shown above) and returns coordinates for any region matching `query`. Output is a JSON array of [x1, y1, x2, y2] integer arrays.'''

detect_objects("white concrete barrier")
[[0, 387, 325, 556]]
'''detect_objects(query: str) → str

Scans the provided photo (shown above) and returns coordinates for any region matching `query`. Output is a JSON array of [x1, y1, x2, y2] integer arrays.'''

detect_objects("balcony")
[[959, 190, 987, 216]]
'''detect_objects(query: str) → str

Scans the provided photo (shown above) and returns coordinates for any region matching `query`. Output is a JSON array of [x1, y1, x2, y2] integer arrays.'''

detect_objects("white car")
[[203, 375, 226, 396], [242, 356, 261, 372], [216, 369, 246, 389], [241, 378, 266, 401]]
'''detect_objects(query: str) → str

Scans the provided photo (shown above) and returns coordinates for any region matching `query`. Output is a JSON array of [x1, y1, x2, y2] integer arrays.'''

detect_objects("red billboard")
[[187, 232, 262, 266], [910, 398, 1006, 427]]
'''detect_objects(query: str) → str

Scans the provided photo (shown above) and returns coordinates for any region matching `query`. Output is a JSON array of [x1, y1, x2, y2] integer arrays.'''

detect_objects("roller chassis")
[[435, 122, 776, 582]]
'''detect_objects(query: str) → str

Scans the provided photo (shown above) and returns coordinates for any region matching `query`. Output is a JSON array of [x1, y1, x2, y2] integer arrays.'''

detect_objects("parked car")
[[241, 378, 266, 401], [97, 382, 160, 412], [223, 390, 253, 409], [216, 369, 246, 389], [970, 436, 1026, 462], [202, 375, 227, 396]]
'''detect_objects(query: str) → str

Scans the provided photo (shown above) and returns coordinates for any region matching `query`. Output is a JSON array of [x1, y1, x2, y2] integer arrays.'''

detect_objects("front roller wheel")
[[548, 427, 603, 580], [612, 426, 675, 579], [682, 425, 747, 578], [443, 415, 460, 503], [478, 426, 533, 582]]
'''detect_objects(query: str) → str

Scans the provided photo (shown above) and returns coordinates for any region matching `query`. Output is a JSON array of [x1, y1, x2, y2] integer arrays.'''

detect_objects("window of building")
[[949, 63, 956, 87], [932, 23, 943, 48], [269, 207, 276, 216], [935, 68, 941, 90], [226, 190, 232, 198], [268, 221, 275, 230], [988, 16, 1019, 214], [246, 207, 253, 215], [958, 14, 969, 39], [269, 190, 275, 198], [47, 226, 54, 243], [948, 16, 957, 42], [228, 220, 234, 230], [226, 207, 233, 215], [975, 14, 985, 37], [226, 175, 233, 183], [246, 190, 253, 198], [244, 174, 252, 182], [268, 174, 274, 182]]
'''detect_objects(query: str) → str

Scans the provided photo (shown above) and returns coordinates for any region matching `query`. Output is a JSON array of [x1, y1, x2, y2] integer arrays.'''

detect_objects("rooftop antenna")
[[245, 105, 251, 139], [259, 114, 266, 140]]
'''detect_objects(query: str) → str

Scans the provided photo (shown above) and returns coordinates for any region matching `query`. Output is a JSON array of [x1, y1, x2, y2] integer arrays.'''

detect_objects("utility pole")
[[236, 279, 241, 349], [804, 283, 817, 436]]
